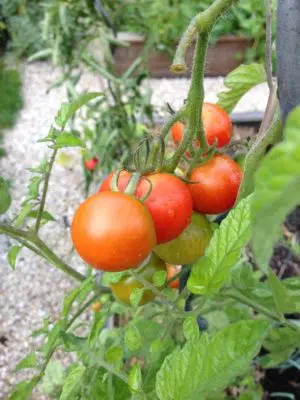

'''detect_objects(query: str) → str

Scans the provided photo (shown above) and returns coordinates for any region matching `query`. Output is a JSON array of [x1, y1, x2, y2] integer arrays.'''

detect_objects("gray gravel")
[[0, 62, 269, 399]]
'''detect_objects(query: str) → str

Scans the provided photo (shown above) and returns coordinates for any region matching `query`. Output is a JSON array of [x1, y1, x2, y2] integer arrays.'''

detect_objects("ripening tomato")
[[99, 170, 132, 192], [100, 172, 193, 244], [85, 157, 99, 171], [154, 213, 212, 265], [166, 264, 182, 289], [202, 103, 232, 147], [188, 154, 242, 215], [111, 254, 166, 305], [71, 191, 156, 271], [171, 103, 232, 151]]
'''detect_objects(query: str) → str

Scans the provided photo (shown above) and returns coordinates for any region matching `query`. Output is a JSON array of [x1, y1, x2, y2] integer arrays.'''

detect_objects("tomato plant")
[[71, 191, 156, 271], [110, 254, 166, 305], [1, 1, 300, 400], [84, 157, 99, 171], [188, 154, 243, 214]]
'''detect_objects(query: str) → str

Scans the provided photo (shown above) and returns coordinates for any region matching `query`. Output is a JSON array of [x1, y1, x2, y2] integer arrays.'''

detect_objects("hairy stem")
[[265, 0, 273, 91], [35, 149, 58, 233], [0, 224, 86, 282], [165, 33, 209, 172]]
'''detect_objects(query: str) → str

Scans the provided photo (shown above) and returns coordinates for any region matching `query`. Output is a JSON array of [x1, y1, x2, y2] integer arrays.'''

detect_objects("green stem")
[[35, 149, 58, 233], [0, 224, 86, 282], [124, 172, 141, 195], [236, 106, 282, 202], [171, 0, 237, 72], [165, 33, 209, 172], [223, 289, 300, 331]]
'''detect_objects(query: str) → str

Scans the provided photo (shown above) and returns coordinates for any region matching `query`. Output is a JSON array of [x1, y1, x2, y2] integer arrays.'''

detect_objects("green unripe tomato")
[[110, 254, 166, 305], [153, 213, 212, 265]]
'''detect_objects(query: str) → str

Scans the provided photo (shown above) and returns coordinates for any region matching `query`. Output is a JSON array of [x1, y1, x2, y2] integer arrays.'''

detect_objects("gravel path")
[[0, 62, 269, 399]]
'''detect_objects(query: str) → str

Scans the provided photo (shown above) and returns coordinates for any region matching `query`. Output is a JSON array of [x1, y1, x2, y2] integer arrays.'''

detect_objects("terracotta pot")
[[114, 33, 252, 77]]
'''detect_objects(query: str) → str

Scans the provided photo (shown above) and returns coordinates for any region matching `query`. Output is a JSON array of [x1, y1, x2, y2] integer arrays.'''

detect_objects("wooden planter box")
[[114, 33, 252, 77]]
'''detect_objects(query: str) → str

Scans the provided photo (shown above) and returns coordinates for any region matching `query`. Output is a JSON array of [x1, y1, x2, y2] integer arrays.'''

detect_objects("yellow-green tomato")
[[154, 212, 212, 265], [110, 254, 166, 305]]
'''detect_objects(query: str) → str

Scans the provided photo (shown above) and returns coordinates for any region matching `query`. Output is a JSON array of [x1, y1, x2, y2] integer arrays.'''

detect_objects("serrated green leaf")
[[59, 365, 85, 400], [61, 332, 85, 352], [7, 245, 22, 270], [0, 177, 12, 214], [268, 270, 299, 314], [9, 376, 39, 400], [15, 352, 38, 371], [188, 196, 252, 295], [27, 210, 56, 222], [88, 313, 105, 348], [130, 287, 144, 307], [55, 92, 102, 129], [217, 63, 266, 113], [40, 361, 65, 395], [152, 270, 167, 287], [53, 133, 85, 149], [42, 320, 65, 358], [183, 316, 199, 342], [128, 364, 142, 394], [156, 320, 269, 400], [252, 106, 300, 270], [125, 325, 142, 352], [28, 176, 43, 199], [14, 203, 33, 228], [102, 271, 127, 285], [105, 346, 124, 370], [63, 277, 93, 317]]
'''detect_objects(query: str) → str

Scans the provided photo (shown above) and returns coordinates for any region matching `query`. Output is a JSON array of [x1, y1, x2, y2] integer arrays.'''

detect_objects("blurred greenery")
[[0, 62, 23, 157]]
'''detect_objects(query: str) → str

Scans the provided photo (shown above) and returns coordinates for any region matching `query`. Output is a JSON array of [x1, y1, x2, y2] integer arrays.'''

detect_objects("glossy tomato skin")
[[171, 103, 232, 150], [111, 254, 166, 305], [71, 192, 156, 271], [188, 154, 242, 215], [154, 212, 212, 265], [136, 173, 193, 244], [99, 170, 132, 192], [202, 103, 232, 148], [100, 172, 193, 245], [166, 264, 181, 289]]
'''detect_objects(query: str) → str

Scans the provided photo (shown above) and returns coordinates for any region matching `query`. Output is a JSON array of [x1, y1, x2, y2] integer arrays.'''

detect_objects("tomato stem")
[[124, 171, 141, 195]]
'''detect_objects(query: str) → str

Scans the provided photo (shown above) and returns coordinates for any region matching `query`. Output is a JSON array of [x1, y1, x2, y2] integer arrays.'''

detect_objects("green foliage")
[[0, 176, 11, 214], [252, 106, 300, 270], [188, 195, 252, 295], [156, 320, 269, 400], [217, 63, 266, 113]]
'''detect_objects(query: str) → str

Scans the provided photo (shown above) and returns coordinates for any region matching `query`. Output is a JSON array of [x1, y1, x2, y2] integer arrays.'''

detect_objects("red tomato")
[[100, 172, 193, 244], [99, 170, 131, 192], [188, 155, 242, 214], [166, 264, 181, 289], [203, 103, 232, 148], [71, 192, 156, 271], [85, 157, 99, 171], [171, 103, 232, 151]]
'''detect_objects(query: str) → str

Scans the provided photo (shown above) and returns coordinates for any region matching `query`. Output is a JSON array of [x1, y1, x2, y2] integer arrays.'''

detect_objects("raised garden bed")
[[114, 33, 252, 77]]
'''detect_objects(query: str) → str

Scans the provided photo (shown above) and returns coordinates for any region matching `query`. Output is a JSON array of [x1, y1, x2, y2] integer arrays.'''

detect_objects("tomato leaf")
[[53, 132, 85, 149], [252, 106, 300, 271], [42, 320, 65, 358], [27, 210, 56, 222], [14, 352, 38, 371], [0, 177, 12, 214], [183, 316, 200, 342], [217, 63, 266, 113], [55, 92, 102, 129], [60, 365, 86, 400], [9, 377, 39, 400], [14, 203, 33, 228], [40, 361, 65, 396], [153, 270, 167, 287], [156, 320, 269, 400], [128, 364, 142, 394], [268, 270, 300, 314], [105, 346, 124, 371], [88, 313, 105, 348], [130, 287, 144, 307], [63, 277, 93, 317], [125, 324, 142, 352], [7, 245, 22, 270], [188, 196, 251, 295]]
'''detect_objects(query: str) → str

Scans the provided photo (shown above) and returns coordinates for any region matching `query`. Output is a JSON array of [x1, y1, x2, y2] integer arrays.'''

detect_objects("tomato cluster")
[[71, 103, 242, 305]]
